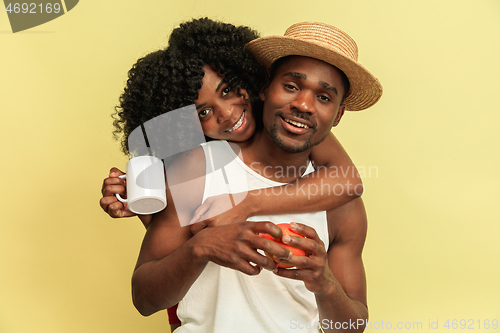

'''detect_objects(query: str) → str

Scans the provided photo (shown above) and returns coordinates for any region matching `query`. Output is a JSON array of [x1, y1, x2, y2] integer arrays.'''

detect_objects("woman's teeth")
[[227, 112, 245, 132], [285, 119, 309, 129]]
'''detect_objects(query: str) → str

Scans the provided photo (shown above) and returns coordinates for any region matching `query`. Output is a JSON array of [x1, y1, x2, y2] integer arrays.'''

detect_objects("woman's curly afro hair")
[[112, 18, 265, 156]]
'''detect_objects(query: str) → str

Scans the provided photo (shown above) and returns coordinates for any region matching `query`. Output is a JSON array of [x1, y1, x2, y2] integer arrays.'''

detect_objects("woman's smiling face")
[[194, 65, 256, 142]]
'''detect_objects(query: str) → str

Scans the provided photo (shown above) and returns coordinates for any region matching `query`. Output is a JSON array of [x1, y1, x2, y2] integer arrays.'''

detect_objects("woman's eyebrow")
[[215, 79, 225, 92], [196, 103, 206, 110]]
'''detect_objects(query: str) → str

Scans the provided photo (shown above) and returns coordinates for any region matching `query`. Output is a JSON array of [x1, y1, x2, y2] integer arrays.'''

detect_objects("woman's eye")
[[198, 109, 211, 118], [222, 86, 231, 97]]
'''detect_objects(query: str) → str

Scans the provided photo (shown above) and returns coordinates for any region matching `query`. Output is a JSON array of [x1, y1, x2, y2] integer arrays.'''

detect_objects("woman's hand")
[[189, 192, 252, 234], [100, 167, 137, 218]]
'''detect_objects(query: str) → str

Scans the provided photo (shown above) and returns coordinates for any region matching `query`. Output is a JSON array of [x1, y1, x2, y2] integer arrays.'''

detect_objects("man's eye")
[[284, 84, 298, 91], [318, 95, 331, 102], [198, 109, 211, 118]]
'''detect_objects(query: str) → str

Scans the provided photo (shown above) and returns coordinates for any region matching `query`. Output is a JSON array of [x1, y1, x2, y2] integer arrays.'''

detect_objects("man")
[[132, 22, 382, 332]]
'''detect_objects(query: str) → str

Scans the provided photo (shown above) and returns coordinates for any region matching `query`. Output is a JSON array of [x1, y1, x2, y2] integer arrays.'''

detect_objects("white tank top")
[[176, 140, 329, 333]]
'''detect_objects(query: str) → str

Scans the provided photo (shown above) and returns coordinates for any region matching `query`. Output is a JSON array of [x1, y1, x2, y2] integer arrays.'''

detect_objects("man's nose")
[[290, 91, 315, 114]]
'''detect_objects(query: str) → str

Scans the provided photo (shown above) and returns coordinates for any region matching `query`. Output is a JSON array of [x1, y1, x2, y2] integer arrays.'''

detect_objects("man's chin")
[[272, 136, 311, 154], [267, 123, 313, 153]]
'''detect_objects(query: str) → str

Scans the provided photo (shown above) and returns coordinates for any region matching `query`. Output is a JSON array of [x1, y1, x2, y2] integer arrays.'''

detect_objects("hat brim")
[[246, 36, 383, 111]]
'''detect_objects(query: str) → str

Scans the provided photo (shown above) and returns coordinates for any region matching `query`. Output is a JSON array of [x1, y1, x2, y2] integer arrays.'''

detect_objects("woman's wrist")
[[243, 190, 261, 217]]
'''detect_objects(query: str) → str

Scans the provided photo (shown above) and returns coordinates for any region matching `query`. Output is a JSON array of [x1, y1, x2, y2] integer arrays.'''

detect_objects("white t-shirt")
[[176, 140, 329, 333]]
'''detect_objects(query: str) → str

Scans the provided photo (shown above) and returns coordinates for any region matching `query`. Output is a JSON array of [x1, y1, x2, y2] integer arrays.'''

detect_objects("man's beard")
[[268, 122, 312, 153]]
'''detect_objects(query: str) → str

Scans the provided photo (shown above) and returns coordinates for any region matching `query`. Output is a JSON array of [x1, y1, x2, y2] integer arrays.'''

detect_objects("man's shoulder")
[[166, 146, 207, 184], [326, 197, 367, 246], [164, 146, 207, 227]]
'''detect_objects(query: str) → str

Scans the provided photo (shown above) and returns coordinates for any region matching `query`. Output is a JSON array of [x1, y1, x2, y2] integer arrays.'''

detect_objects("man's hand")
[[192, 221, 292, 276], [100, 167, 137, 218], [272, 222, 335, 294], [189, 192, 250, 234]]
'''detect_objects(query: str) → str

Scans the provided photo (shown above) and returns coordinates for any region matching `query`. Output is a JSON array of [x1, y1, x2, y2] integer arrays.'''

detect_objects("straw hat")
[[246, 22, 383, 111]]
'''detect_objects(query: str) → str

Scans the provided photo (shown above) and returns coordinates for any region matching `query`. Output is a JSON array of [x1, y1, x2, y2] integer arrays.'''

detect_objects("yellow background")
[[1, 1, 499, 332]]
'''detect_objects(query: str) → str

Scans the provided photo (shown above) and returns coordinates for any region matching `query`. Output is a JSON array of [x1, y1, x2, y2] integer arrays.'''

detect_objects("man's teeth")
[[285, 119, 309, 129], [227, 112, 245, 132]]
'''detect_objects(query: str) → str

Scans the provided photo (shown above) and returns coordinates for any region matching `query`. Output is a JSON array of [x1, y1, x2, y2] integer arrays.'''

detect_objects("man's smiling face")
[[261, 56, 346, 154]]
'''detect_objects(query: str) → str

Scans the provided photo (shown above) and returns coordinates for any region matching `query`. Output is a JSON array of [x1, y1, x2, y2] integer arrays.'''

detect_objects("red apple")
[[259, 223, 306, 268]]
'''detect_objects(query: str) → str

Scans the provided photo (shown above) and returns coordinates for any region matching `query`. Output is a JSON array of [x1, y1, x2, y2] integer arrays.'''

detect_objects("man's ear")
[[259, 85, 268, 102], [333, 105, 345, 127]]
